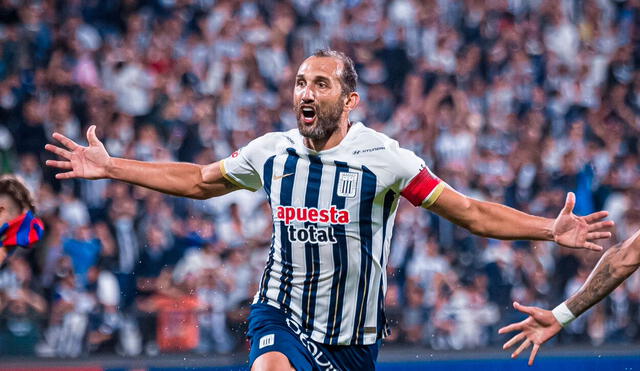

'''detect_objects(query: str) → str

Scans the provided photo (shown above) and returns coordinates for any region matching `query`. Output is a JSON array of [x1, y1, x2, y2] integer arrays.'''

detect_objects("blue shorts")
[[247, 303, 380, 370]]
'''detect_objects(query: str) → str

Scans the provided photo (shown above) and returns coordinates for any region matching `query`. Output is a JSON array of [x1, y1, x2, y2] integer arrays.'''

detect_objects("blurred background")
[[0, 0, 639, 369]]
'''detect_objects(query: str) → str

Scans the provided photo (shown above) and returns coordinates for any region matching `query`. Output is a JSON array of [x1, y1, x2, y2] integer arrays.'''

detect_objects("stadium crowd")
[[0, 0, 639, 358]]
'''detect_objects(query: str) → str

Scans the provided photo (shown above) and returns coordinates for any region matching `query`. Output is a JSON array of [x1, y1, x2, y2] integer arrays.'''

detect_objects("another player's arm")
[[566, 228, 640, 316], [498, 229, 640, 365], [427, 187, 612, 250], [45, 125, 240, 199]]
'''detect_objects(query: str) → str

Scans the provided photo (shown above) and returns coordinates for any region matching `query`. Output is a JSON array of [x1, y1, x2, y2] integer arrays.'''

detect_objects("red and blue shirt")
[[0, 211, 44, 248]]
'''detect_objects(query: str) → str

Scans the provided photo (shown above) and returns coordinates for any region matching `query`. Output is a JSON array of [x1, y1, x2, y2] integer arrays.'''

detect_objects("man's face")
[[23, 101, 41, 123], [0, 196, 21, 226], [293, 57, 346, 141]]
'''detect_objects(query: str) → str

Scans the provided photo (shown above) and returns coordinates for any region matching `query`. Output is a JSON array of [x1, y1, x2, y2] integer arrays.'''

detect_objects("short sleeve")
[[220, 135, 271, 192], [388, 140, 445, 207]]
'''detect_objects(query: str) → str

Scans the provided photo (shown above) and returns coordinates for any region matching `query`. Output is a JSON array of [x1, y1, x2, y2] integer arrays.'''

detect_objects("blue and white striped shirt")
[[221, 122, 444, 345]]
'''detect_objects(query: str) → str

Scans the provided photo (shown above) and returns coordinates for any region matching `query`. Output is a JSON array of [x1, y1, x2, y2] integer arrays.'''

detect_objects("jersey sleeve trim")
[[400, 167, 445, 207], [422, 182, 445, 208], [220, 159, 259, 192]]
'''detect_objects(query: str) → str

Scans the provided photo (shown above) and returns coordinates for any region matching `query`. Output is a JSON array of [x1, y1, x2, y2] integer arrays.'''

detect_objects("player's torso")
[[254, 123, 401, 345], [261, 125, 399, 248]]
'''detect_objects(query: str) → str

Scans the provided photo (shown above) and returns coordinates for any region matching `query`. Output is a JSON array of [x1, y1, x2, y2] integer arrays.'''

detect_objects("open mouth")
[[300, 106, 316, 124]]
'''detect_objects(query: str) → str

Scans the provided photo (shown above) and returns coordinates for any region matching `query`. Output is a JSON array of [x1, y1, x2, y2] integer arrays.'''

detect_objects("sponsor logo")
[[275, 206, 349, 244], [352, 146, 385, 155], [287, 224, 336, 243], [276, 206, 350, 225], [286, 319, 337, 371], [259, 334, 274, 349], [231, 151, 239, 158]]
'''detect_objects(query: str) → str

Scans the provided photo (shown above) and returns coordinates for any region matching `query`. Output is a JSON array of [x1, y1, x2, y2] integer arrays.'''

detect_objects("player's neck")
[[304, 120, 352, 152]]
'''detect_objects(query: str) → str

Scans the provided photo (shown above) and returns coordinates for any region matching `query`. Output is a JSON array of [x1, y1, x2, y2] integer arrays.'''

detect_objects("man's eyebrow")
[[295, 74, 332, 82]]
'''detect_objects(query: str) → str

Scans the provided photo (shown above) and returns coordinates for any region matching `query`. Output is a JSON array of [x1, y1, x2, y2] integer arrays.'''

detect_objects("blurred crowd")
[[0, 0, 640, 358]]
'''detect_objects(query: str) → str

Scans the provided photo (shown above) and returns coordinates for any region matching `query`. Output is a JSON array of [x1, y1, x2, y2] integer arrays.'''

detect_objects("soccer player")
[[45, 49, 613, 370], [0, 175, 44, 266], [499, 229, 640, 366]]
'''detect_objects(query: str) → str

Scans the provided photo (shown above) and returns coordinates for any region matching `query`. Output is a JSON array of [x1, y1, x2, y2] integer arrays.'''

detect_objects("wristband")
[[551, 302, 576, 327]]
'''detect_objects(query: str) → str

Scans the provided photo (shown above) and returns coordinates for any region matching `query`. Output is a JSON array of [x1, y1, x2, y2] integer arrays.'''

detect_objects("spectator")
[[62, 225, 101, 288], [37, 256, 95, 358], [137, 271, 204, 354], [0, 287, 47, 356]]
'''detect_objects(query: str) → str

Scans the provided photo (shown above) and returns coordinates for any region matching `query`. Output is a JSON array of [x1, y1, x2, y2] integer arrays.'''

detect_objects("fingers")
[[528, 344, 540, 366], [582, 242, 604, 252], [512, 338, 531, 359], [503, 332, 526, 349], [583, 210, 609, 223], [587, 220, 615, 232], [87, 125, 101, 146], [586, 231, 612, 240], [513, 301, 536, 316], [55, 171, 77, 180], [498, 322, 522, 335], [44, 144, 72, 160], [52, 132, 79, 150], [45, 160, 72, 170], [561, 192, 575, 215]]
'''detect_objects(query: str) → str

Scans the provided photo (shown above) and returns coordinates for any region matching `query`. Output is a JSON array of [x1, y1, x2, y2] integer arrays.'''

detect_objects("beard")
[[295, 97, 344, 141]]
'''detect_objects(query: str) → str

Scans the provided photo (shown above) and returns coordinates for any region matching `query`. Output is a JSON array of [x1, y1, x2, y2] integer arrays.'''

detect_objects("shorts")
[[247, 303, 380, 370]]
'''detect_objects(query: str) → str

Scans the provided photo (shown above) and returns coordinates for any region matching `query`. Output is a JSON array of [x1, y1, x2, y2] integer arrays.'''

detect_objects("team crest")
[[337, 172, 358, 198]]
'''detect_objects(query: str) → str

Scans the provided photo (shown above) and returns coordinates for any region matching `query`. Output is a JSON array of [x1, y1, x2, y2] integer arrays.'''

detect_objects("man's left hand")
[[552, 192, 614, 251]]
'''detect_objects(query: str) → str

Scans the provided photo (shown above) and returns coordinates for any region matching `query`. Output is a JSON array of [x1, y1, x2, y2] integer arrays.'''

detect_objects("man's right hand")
[[498, 301, 563, 366], [45, 125, 112, 180]]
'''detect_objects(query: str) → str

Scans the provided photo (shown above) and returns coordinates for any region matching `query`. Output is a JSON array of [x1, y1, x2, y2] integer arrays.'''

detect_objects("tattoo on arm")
[[566, 247, 629, 316]]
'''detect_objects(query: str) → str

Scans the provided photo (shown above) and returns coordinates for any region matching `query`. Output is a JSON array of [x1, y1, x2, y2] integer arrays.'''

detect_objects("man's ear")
[[344, 91, 360, 111]]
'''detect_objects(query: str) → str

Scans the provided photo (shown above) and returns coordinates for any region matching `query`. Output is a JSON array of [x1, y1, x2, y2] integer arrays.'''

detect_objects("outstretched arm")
[[45, 125, 240, 199], [428, 187, 613, 250], [499, 229, 640, 365], [102, 157, 238, 199]]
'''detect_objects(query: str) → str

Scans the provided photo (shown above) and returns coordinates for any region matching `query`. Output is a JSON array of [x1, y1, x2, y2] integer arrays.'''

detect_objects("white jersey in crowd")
[[221, 122, 445, 346]]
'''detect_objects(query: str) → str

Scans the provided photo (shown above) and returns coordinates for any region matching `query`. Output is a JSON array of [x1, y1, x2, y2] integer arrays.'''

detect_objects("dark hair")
[[0, 175, 35, 212], [312, 49, 358, 95]]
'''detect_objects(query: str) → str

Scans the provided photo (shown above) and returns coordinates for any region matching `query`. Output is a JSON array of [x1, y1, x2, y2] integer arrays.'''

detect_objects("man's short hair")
[[312, 49, 358, 95], [0, 175, 35, 213]]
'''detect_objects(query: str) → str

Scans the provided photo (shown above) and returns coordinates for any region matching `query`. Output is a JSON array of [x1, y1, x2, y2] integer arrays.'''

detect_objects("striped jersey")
[[221, 122, 445, 346]]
